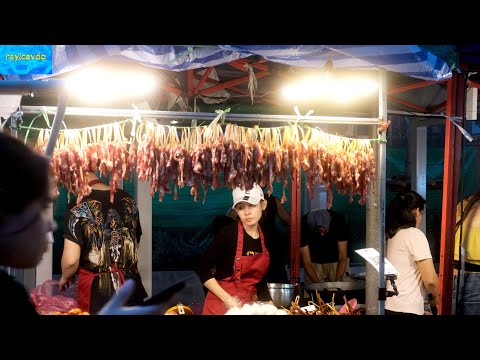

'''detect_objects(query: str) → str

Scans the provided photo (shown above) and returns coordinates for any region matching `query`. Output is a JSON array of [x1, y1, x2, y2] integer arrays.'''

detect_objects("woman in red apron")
[[198, 183, 273, 315]]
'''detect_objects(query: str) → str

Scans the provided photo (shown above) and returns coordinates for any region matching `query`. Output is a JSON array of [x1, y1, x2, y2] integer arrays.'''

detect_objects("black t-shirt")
[[0, 270, 38, 316], [300, 210, 349, 264], [196, 221, 273, 301], [63, 188, 147, 313]]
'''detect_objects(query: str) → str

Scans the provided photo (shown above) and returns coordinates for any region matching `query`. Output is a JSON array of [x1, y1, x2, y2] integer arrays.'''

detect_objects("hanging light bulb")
[[281, 58, 378, 103], [65, 66, 158, 103], [324, 59, 334, 73]]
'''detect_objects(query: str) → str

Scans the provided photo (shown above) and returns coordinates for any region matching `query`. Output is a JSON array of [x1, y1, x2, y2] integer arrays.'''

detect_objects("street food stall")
[[0, 45, 462, 314]]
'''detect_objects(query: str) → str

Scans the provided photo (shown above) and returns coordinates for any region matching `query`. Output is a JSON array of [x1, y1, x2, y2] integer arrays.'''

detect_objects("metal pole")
[[0, 79, 65, 95], [20, 106, 380, 126], [377, 70, 388, 315], [34, 94, 69, 287], [411, 122, 427, 234], [365, 69, 387, 315], [44, 94, 68, 157], [387, 110, 448, 118]]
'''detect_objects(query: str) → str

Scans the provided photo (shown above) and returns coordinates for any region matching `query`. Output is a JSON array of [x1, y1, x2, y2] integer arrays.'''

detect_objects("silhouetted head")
[[0, 132, 56, 268], [386, 190, 426, 239]]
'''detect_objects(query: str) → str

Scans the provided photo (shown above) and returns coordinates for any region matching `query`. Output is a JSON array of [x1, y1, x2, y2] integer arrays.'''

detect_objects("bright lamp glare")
[[282, 75, 378, 103], [66, 68, 157, 103]]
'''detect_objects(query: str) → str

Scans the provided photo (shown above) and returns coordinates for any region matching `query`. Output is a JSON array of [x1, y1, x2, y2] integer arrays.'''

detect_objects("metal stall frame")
[[2, 75, 387, 311]]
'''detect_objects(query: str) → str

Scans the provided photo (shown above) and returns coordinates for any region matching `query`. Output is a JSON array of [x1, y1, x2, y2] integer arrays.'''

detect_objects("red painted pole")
[[289, 156, 301, 285], [438, 73, 465, 314]]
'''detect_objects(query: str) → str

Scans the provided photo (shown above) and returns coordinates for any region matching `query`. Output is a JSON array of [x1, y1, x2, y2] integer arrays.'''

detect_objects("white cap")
[[232, 183, 264, 208]]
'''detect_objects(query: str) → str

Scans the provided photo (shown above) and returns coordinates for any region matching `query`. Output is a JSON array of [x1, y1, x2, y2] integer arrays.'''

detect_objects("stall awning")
[[4, 45, 452, 82]]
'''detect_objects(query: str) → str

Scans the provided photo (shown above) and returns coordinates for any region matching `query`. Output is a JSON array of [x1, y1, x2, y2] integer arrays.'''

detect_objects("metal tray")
[[304, 280, 365, 292], [349, 272, 366, 280]]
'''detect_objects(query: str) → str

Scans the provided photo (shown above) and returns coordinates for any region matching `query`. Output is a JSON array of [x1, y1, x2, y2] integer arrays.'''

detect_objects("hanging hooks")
[[293, 105, 314, 127]]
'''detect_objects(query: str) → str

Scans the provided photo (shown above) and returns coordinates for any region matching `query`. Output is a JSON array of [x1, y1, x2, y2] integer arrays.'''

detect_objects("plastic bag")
[[30, 279, 78, 315]]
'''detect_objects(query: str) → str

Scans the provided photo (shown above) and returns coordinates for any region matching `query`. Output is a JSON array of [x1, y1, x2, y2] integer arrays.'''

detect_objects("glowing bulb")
[[66, 67, 157, 103], [281, 74, 378, 103]]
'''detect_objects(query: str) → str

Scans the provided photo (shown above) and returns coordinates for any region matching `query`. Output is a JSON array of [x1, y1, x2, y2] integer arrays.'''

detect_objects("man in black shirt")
[[60, 172, 148, 314], [300, 209, 350, 290]]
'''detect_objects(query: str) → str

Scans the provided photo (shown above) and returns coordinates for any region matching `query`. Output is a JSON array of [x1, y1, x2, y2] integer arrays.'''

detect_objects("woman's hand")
[[59, 275, 75, 290], [224, 295, 242, 309], [428, 293, 439, 307]]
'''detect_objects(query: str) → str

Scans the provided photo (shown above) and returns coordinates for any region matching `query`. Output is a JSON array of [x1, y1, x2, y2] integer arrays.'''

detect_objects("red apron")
[[203, 222, 270, 315], [77, 263, 126, 312]]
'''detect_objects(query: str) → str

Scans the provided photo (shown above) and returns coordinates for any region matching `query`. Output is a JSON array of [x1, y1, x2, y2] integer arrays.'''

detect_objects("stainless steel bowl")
[[267, 283, 297, 308]]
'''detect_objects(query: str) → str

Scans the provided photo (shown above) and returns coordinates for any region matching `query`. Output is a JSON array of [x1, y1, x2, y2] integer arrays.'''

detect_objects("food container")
[[164, 303, 194, 315], [267, 283, 298, 308]]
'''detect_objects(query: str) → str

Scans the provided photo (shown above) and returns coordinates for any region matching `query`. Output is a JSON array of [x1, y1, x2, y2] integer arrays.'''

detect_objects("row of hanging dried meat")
[[33, 120, 376, 208]]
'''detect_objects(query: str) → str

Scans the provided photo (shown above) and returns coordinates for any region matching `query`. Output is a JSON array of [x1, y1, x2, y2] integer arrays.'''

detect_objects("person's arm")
[[274, 197, 290, 226], [330, 212, 349, 281], [335, 240, 348, 281], [300, 245, 321, 283], [417, 258, 440, 306], [59, 239, 81, 290], [196, 225, 229, 284], [196, 224, 241, 308], [203, 278, 241, 309]]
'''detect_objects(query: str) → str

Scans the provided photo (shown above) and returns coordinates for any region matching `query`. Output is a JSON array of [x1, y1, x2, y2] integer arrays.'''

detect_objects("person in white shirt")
[[385, 190, 439, 315]]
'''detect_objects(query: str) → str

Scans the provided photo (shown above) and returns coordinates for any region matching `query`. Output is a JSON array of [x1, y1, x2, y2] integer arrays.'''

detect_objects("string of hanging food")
[[33, 119, 136, 204], [30, 113, 378, 208]]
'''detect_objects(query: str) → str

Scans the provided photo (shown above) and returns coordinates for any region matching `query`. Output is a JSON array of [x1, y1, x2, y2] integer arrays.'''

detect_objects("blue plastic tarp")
[[4, 45, 452, 81]]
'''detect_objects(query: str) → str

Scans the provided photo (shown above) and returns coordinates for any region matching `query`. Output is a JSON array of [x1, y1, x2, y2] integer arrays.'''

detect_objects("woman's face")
[[0, 199, 56, 268], [234, 200, 267, 227]]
